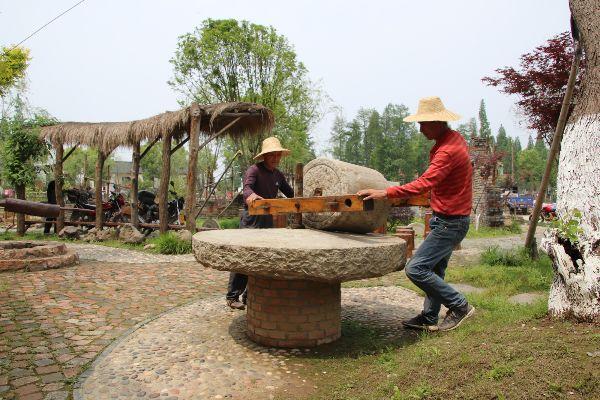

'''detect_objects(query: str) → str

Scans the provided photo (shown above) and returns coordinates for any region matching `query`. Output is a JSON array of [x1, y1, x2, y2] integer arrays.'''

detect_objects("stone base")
[[0, 241, 79, 272], [246, 276, 341, 348]]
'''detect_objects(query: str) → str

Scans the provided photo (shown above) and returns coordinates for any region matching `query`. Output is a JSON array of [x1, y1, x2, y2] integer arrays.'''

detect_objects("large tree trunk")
[[541, 0, 600, 322]]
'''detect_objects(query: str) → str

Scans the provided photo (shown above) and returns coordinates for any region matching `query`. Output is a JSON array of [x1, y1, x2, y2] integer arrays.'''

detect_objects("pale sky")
[[1, 0, 570, 160]]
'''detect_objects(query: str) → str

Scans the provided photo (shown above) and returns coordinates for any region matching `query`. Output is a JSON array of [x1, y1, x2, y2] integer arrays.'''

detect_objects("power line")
[[10, 0, 87, 51]]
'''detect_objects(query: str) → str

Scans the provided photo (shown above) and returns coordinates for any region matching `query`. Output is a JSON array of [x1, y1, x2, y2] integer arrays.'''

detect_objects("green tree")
[[478, 99, 492, 139], [139, 141, 190, 193], [168, 19, 323, 173], [329, 113, 348, 161], [0, 97, 50, 234], [517, 148, 545, 191], [0, 47, 30, 98]]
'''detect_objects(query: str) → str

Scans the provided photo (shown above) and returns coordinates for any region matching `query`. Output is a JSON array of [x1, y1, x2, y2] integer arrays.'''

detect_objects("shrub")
[[153, 232, 192, 254], [218, 217, 239, 229]]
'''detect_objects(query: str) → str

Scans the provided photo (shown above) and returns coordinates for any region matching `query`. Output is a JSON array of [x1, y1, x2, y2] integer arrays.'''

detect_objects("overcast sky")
[[1, 0, 570, 160]]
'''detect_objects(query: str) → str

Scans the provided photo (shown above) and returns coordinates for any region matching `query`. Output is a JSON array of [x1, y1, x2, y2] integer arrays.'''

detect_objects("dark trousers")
[[43, 217, 56, 234], [405, 215, 470, 324], [226, 211, 274, 301]]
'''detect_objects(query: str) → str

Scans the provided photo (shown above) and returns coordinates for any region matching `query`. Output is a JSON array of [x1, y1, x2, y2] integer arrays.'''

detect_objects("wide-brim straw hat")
[[403, 96, 461, 122], [254, 136, 291, 160]]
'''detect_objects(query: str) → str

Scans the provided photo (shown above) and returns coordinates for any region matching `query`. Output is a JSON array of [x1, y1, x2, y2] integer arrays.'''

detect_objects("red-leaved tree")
[[482, 32, 585, 144]]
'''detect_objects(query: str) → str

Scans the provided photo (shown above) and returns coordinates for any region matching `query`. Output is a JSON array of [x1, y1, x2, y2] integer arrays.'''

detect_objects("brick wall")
[[246, 276, 341, 348]]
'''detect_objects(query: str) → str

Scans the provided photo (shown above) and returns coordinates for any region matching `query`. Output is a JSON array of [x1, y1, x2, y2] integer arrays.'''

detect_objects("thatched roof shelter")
[[40, 102, 274, 154]]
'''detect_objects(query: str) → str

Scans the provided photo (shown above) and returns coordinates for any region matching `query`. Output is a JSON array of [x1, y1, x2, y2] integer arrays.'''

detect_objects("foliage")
[[168, 19, 323, 174], [329, 103, 425, 181], [0, 47, 30, 98], [139, 141, 188, 191], [483, 32, 584, 144], [62, 147, 115, 188], [0, 98, 51, 188], [478, 99, 492, 139], [153, 232, 192, 254], [551, 208, 583, 244]]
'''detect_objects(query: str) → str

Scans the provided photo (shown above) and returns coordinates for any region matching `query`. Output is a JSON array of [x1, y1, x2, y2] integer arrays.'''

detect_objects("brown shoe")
[[227, 299, 246, 310]]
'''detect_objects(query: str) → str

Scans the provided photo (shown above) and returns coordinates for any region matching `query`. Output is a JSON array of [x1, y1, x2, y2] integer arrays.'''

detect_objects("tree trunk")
[[15, 184, 25, 236], [541, 0, 600, 322]]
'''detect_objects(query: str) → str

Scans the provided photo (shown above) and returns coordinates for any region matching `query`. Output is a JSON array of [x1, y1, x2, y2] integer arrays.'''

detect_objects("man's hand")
[[246, 193, 264, 207], [357, 188, 388, 201]]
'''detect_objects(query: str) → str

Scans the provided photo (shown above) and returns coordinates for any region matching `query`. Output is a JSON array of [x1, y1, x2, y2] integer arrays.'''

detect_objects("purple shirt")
[[242, 162, 294, 207]]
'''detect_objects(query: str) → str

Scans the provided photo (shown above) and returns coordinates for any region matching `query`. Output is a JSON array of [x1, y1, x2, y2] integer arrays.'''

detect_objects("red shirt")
[[386, 129, 472, 216]]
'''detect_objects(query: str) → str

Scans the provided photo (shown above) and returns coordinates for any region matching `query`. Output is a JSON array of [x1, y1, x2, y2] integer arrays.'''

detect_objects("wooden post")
[[158, 132, 172, 233], [293, 163, 303, 228], [185, 104, 201, 232], [15, 185, 26, 236], [131, 141, 141, 228], [95, 150, 105, 230], [106, 164, 111, 199], [54, 143, 65, 232]]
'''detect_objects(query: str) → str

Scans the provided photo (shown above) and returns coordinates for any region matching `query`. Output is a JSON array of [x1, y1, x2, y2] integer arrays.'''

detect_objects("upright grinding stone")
[[302, 158, 390, 233]]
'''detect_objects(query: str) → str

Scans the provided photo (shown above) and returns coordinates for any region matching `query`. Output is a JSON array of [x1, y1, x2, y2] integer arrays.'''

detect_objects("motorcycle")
[[528, 202, 557, 222], [65, 188, 126, 223], [133, 182, 185, 233]]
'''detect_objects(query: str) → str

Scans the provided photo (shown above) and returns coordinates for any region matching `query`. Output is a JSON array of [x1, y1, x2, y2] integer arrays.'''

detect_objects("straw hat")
[[403, 96, 461, 122], [254, 136, 291, 160]]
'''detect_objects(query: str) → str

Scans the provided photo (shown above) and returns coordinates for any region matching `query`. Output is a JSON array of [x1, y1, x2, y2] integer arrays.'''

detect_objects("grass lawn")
[[291, 248, 599, 400]]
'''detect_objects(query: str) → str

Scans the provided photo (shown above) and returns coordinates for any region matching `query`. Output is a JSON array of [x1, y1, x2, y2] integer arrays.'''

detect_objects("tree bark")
[[541, 0, 600, 322]]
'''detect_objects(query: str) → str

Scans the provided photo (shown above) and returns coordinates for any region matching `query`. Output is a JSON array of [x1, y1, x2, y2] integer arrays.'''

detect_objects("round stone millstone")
[[302, 158, 391, 233], [192, 228, 406, 283]]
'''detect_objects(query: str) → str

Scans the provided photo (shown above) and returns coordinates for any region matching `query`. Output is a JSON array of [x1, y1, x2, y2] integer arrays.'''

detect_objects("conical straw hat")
[[403, 96, 461, 122], [254, 136, 291, 160]]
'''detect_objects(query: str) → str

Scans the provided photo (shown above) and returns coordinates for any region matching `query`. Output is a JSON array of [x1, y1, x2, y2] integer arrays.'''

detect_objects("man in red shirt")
[[358, 96, 474, 331]]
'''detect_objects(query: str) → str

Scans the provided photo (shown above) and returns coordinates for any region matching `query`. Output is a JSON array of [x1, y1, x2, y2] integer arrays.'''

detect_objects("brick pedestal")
[[246, 276, 341, 348]]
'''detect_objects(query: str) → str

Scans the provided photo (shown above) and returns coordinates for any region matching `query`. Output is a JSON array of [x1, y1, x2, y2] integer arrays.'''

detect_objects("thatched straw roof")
[[40, 102, 274, 154]]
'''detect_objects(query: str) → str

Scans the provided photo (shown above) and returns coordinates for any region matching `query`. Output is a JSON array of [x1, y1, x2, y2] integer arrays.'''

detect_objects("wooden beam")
[[170, 136, 189, 156], [248, 193, 430, 216], [62, 143, 79, 162], [140, 136, 161, 160], [131, 140, 141, 228], [185, 105, 201, 232], [158, 133, 172, 233], [293, 163, 303, 227], [198, 116, 241, 151], [54, 143, 65, 232]]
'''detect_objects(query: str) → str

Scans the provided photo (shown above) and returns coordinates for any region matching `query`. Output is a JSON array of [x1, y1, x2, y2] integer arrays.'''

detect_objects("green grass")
[[466, 219, 522, 239], [285, 247, 600, 400], [153, 232, 192, 254], [195, 217, 239, 229]]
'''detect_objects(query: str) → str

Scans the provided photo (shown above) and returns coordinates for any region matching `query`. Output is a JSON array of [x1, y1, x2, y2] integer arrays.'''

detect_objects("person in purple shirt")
[[226, 137, 294, 310]]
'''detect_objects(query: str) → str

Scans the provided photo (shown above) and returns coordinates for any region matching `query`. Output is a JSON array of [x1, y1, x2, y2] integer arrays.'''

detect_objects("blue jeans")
[[405, 215, 470, 324]]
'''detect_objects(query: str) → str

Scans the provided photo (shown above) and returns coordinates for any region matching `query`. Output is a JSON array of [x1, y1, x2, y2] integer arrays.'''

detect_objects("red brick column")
[[246, 276, 341, 348]]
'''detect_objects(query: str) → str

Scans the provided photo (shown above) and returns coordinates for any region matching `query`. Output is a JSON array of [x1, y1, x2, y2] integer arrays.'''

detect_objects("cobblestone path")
[[77, 287, 422, 400], [0, 260, 226, 400]]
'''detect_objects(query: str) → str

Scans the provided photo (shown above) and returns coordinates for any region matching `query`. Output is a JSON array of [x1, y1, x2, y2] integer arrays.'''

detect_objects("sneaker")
[[438, 304, 475, 331], [402, 314, 438, 331], [226, 299, 246, 310]]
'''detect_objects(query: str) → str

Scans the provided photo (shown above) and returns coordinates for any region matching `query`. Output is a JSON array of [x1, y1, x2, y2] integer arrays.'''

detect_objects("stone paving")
[[0, 259, 226, 400], [77, 287, 423, 400], [0, 230, 538, 400]]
